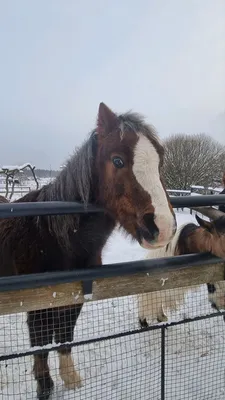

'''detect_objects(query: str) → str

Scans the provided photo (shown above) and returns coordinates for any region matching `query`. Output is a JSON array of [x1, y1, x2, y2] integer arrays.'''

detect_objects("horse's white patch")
[[145, 224, 187, 259], [133, 134, 175, 246]]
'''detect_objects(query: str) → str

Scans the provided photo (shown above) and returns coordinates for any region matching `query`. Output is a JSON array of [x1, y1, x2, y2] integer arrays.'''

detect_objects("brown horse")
[[0, 102, 176, 399], [138, 208, 225, 326]]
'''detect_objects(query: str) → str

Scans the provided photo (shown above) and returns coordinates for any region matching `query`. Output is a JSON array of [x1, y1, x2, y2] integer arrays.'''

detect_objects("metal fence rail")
[[0, 252, 222, 293], [0, 194, 225, 218]]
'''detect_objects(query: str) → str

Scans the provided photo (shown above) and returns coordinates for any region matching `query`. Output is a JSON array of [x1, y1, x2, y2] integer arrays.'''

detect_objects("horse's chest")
[[39, 214, 114, 272]]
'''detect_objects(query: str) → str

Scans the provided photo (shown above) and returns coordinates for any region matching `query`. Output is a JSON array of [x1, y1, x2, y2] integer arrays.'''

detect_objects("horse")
[[0, 102, 176, 399], [0, 195, 9, 203], [138, 209, 225, 327]]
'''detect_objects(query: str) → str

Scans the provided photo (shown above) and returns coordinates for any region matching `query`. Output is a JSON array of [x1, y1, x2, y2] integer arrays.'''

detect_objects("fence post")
[[161, 326, 165, 400]]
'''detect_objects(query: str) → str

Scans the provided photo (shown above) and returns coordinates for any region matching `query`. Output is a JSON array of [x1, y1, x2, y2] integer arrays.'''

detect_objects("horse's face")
[[196, 215, 225, 258], [95, 103, 176, 249]]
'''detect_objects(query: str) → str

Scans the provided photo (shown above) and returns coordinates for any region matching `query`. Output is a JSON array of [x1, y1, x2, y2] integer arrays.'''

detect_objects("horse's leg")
[[53, 252, 102, 389], [27, 309, 54, 400], [54, 305, 83, 389]]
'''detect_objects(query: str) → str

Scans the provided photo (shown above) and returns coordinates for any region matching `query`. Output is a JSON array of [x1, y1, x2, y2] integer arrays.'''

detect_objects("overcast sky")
[[0, 0, 224, 169]]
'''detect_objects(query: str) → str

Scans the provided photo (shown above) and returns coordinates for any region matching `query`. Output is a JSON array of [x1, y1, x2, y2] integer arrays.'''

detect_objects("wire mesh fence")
[[0, 285, 224, 400]]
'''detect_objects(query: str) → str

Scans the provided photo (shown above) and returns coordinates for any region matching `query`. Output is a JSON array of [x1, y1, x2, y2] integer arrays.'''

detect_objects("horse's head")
[[195, 213, 225, 258], [94, 102, 176, 249]]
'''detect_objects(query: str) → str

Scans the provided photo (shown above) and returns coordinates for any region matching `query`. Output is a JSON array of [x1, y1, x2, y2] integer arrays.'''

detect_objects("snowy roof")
[[190, 185, 205, 189], [167, 189, 191, 193]]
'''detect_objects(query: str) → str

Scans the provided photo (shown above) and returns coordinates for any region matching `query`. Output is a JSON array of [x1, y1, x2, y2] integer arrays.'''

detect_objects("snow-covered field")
[[0, 200, 224, 398]]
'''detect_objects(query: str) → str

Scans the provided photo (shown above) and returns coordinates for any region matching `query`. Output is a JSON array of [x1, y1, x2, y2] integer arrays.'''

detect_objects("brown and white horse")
[[0, 102, 176, 399], [138, 210, 225, 326]]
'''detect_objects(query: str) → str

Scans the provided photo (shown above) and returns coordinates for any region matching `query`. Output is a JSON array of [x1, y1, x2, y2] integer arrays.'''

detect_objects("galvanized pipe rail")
[[0, 252, 222, 293], [0, 195, 225, 218]]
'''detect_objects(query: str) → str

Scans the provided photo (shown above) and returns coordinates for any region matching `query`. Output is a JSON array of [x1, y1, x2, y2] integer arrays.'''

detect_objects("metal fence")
[[0, 195, 225, 400]]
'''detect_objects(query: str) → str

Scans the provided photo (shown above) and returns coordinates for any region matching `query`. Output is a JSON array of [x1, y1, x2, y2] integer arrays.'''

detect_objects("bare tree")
[[162, 133, 225, 190], [0, 163, 39, 199]]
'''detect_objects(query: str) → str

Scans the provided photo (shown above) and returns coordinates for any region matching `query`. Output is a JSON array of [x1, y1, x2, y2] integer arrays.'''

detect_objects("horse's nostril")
[[142, 213, 159, 241]]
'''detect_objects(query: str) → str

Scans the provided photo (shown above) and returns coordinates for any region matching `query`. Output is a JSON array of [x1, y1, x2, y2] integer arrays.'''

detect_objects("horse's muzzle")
[[136, 212, 176, 249]]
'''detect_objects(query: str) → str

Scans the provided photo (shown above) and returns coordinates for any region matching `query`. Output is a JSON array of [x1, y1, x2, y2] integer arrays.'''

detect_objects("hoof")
[[65, 379, 83, 390], [64, 373, 83, 390], [139, 318, 149, 328], [157, 315, 168, 323], [37, 391, 52, 400], [37, 377, 54, 400]]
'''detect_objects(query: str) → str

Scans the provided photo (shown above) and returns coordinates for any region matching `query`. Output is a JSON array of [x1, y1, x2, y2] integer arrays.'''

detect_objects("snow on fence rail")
[[167, 189, 191, 196], [0, 196, 225, 400]]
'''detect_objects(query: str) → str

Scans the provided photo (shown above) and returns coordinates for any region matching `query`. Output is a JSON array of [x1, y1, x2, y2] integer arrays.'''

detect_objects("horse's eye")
[[112, 157, 124, 169]]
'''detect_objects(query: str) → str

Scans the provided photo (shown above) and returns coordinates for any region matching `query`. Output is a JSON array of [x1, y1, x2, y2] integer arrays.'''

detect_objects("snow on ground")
[[0, 210, 224, 399]]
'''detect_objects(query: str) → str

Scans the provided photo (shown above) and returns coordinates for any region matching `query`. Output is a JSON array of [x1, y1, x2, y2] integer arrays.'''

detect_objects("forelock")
[[117, 111, 164, 159]]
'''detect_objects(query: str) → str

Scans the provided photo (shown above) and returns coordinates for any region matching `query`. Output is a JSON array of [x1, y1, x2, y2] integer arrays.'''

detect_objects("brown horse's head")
[[94, 103, 176, 249], [195, 213, 225, 259]]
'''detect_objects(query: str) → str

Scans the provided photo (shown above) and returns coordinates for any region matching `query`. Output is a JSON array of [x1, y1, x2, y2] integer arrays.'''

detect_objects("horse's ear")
[[97, 102, 118, 136], [195, 214, 212, 232]]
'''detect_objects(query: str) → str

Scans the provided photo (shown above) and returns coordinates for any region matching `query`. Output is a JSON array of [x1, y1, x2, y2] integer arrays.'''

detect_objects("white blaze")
[[133, 134, 175, 246]]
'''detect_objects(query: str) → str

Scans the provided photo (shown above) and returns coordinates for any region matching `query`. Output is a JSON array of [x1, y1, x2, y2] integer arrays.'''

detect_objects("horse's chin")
[[140, 238, 168, 250]]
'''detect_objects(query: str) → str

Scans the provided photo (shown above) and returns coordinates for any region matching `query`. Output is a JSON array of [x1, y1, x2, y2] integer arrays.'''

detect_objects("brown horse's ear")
[[97, 102, 118, 136], [195, 214, 213, 232]]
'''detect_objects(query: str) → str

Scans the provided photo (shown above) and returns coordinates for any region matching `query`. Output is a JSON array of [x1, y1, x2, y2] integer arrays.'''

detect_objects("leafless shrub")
[[162, 133, 225, 190]]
